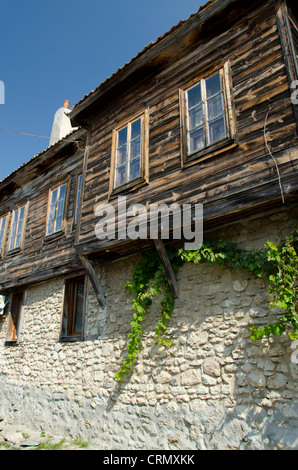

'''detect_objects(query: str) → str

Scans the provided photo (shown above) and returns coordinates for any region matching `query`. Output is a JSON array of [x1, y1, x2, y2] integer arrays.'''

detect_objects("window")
[[180, 63, 236, 166], [110, 110, 149, 195], [0, 215, 8, 254], [46, 183, 67, 236], [61, 275, 86, 340], [6, 291, 25, 344], [186, 72, 226, 152], [74, 175, 82, 225], [8, 204, 27, 252]]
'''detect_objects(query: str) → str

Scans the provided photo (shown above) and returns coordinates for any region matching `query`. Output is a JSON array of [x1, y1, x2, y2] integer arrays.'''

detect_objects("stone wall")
[[0, 207, 297, 450]]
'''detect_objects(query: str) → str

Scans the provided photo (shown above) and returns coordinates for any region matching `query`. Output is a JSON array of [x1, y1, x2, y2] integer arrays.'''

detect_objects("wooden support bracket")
[[80, 255, 106, 309], [153, 237, 179, 298]]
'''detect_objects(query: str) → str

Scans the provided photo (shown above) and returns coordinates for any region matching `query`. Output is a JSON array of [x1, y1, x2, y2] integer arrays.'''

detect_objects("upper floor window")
[[61, 275, 86, 341], [186, 72, 226, 152], [180, 63, 236, 166], [8, 204, 27, 252], [0, 215, 8, 254], [46, 183, 67, 236], [110, 110, 149, 196]]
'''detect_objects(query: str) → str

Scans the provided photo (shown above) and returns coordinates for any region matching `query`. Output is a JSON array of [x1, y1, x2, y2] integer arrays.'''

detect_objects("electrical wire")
[[0, 127, 85, 151], [0, 128, 50, 139]]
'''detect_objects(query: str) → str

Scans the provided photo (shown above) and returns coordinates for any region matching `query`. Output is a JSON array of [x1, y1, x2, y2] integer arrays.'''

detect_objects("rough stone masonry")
[[0, 207, 297, 450]]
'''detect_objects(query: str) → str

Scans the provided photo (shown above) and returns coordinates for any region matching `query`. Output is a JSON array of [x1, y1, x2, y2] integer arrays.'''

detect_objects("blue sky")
[[0, 0, 207, 182]]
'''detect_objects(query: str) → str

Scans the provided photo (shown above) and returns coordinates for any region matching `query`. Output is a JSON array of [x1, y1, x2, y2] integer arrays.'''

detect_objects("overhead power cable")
[[0, 127, 85, 150], [0, 128, 50, 139]]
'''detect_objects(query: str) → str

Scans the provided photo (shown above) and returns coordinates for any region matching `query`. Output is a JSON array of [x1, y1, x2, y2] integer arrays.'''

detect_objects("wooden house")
[[0, 0, 297, 449]]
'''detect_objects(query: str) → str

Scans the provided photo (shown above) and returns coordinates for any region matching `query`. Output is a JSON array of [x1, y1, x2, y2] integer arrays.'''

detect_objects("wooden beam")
[[79, 255, 106, 309], [153, 237, 178, 298]]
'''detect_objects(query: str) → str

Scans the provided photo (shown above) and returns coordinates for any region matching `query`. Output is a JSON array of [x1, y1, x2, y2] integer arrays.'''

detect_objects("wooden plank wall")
[[77, 0, 298, 250]]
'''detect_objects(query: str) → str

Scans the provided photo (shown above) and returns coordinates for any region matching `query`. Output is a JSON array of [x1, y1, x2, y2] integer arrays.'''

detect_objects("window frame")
[[60, 273, 87, 342], [7, 202, 28, 254], [45, 180, 69, 239], [5, 290, 25, 345], [179, 62, 237, 168], [109, 109, 149, 197]]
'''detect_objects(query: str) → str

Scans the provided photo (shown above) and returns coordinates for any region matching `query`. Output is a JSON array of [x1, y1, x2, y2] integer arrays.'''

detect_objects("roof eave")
[[69, 0, 238, 127]]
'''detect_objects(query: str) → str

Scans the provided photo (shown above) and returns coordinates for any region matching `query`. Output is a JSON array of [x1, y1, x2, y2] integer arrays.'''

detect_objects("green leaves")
[[115, 227, 298, 381], [250, 229, 298, 342]]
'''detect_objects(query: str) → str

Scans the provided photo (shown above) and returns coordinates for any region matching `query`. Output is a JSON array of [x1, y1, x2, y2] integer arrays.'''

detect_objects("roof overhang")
[[0, 127, 86, 197], [69, 0, 247, 127]]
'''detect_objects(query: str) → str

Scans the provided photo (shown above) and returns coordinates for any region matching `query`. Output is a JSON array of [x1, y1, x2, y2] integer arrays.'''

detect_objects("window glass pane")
[[50, 188, 58, 206], [117, 126, 127, 148], [115, 165, 126, 187], [56, 186, 66, 218], [55, 216, 63, 233], [186, 83, 204, 155], [129, 158, 141, 181], [207, 94, 224, 120], [187, 83, 202, 109], [205, 72, 221, 98], [14, 206, 25, 249], [47, 205, 55, 235], [188, 104, 204, 130], [128, 119, 141, 182], [0, 216, 6, 250], [9, 210, 18, 250], [130, 136, 141, 159], [188, 127, 205, 154], [116, 144, 127, 166], [58, 184, 66, 203], [208, 116, 226, 144], [131, 118, 141, 140]]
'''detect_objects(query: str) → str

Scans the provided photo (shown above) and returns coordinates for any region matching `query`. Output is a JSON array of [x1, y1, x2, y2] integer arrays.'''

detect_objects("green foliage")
[[249, 229, 298, 342], [114, 228, 298, 381]]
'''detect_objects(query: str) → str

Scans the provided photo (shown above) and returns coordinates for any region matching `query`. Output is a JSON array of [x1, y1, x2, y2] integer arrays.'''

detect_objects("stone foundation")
[[0, 208, 297, 450]]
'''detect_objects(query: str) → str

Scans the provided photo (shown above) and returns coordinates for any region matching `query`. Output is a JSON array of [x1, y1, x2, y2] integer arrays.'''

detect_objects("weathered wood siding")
[[0, 139, 85, 290], [76, 0, 298, 253]]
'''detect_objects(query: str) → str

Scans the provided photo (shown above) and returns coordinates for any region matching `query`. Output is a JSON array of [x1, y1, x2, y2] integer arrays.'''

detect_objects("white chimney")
[[0, 295, 5, 315], [49, 100, 77, 146]]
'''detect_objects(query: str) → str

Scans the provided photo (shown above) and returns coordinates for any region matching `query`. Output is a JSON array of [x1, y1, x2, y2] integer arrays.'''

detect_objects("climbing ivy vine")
[[114, 228, 298, 381]]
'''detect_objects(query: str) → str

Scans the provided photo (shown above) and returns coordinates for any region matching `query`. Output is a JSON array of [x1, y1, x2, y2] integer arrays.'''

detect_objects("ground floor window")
[[61, 275, 86, 340], [5, 291, 25, 344]]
